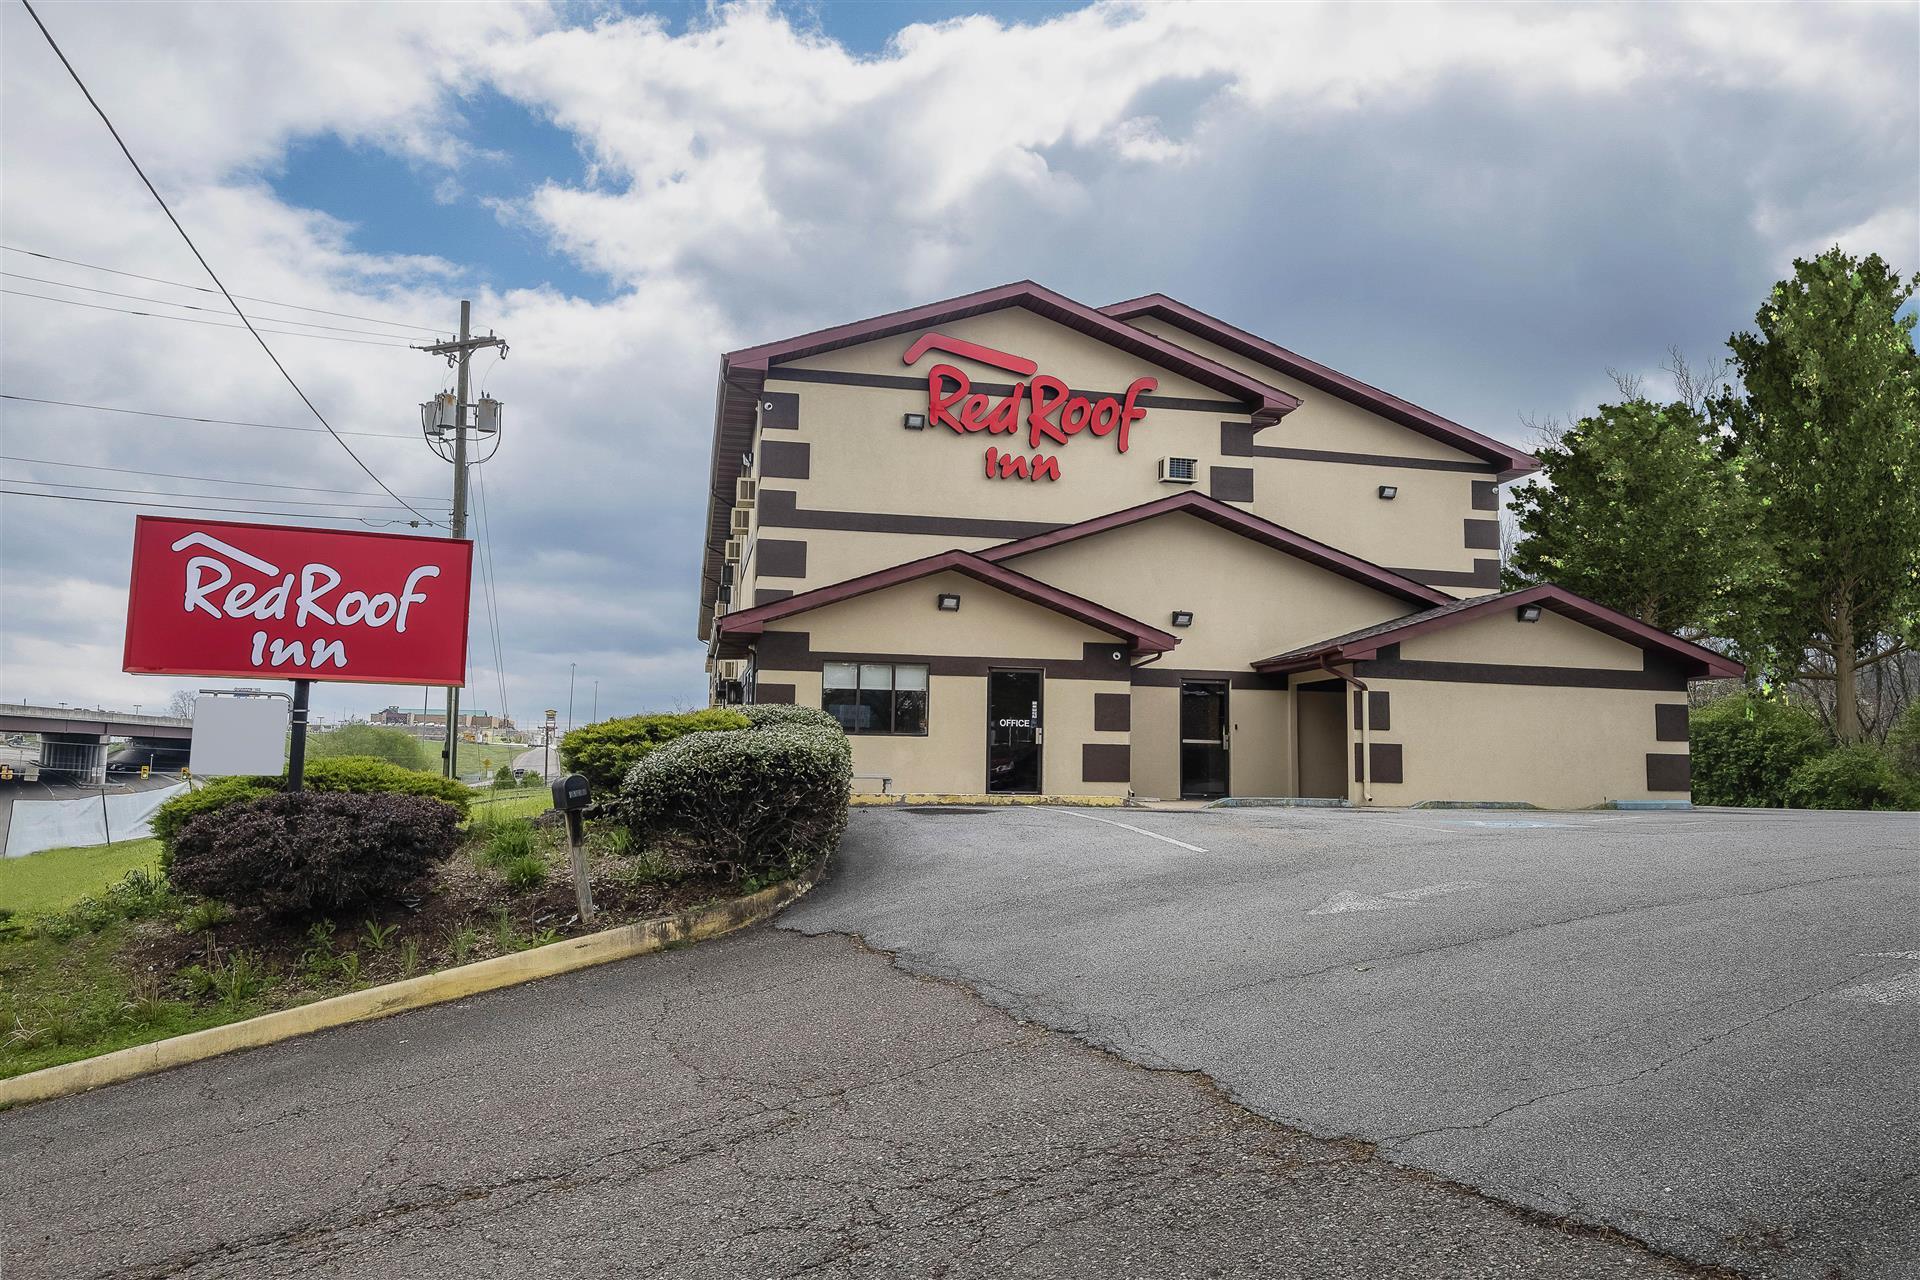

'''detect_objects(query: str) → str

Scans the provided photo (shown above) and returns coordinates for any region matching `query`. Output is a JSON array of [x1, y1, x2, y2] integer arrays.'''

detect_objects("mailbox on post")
[[550, 772, 595, 925]]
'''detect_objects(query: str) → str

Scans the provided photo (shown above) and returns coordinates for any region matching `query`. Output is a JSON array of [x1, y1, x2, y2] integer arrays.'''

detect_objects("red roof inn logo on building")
[[904, 333, 1157, 482], [123, 516, 473, 686]]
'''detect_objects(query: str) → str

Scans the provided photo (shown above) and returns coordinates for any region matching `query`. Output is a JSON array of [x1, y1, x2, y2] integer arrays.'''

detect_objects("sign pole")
[[288, 678, 312, 792]]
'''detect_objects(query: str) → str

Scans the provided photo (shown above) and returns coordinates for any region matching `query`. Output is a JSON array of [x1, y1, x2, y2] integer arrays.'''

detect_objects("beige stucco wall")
[[1396, 606, 1646, 669], [727, 302, 1487, 613], [1361, 681, 1683, 809], [1129, 685, 1180, 800], [750, 569, 1131, 797], [1005, 510, 1415, 667]]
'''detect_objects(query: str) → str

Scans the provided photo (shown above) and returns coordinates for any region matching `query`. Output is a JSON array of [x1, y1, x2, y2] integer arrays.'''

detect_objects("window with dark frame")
[[823, 662, 929, 735]]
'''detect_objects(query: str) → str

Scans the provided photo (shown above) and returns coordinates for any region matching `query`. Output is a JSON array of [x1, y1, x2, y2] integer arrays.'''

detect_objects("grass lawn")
[[466, 791, 552, 823], [0, 838, 164, 917]]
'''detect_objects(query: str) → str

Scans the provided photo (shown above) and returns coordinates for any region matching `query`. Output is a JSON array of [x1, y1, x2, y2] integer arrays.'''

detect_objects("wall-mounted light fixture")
[[1170, 610, 1194, 627], [1516, 603, 1543, 622], [903, 412, 927, 430], [937, 593, 961, 611], [1377, 485, 1398, 500]]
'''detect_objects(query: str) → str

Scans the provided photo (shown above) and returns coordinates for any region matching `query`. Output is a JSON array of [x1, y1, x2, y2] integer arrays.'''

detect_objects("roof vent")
[[1158, 456, 1198, 484]]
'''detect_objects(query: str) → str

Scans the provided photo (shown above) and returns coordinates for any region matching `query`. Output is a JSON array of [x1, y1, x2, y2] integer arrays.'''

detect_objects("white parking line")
[[1061, 810, 1207, 853]]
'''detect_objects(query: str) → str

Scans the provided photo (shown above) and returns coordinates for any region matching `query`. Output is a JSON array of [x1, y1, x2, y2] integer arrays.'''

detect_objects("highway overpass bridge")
[[0, 703, 192, 782]]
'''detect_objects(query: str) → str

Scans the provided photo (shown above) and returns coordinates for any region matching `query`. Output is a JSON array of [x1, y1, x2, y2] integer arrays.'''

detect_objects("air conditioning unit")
[[735, 477, 757, 507], [730, 506, 752, 534], [1158, 456, 1198, 484], [724, 538, 743, 563], [717, 659, 746, 682]]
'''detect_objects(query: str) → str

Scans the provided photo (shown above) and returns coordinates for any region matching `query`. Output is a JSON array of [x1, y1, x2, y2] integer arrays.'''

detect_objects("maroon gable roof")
[[1101, 294, 1541, 482], [700, 282, 1303, 641], [1253, 583, 1745, 679], [978, 490, 1453, 609], [714, 549, 1180, 657]]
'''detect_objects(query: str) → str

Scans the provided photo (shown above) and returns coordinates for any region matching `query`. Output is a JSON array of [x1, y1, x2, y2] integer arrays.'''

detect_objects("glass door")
[[1179, 681, 1229, 799], [987, 669, 1043, 794]]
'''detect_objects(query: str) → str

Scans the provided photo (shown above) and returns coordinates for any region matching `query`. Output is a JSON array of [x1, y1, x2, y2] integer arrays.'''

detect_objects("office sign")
[[903, 332, 1157, 483], [123, 516, 472, 686]]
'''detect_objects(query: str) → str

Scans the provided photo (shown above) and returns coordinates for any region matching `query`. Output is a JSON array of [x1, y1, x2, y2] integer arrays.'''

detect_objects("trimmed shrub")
[[1783, 746, 1918, 811], [168, 791, 459, 918], [1689, 695, 1829, 807], [614, 717, 851, 878], [559, 709, 751, 792], [739, 704, 843, 732], [152, 775, 274, 848]]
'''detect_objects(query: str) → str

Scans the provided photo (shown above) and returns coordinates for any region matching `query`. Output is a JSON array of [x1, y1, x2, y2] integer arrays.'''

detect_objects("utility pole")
[[415, 301, 507, 780]]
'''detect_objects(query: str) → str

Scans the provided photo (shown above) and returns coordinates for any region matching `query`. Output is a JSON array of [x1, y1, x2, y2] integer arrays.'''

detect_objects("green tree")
[[305, 724, 431, 770], [493, 764, 516, 790], [1505, 397, 1743, 636], [1723, 248, 1920, 742]]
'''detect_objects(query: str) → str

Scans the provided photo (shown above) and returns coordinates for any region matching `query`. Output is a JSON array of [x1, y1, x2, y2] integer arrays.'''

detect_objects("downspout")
[[1317, 651, 1371, 806]]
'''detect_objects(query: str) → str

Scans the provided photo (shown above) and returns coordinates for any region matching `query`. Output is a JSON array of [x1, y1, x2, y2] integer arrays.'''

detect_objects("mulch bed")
[[116, 817, 745, 1012]]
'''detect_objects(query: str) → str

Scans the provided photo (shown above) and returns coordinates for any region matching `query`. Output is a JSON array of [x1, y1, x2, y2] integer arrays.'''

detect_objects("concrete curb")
[[0, 857, 830, 1111], [848, 793, 1127, 808]]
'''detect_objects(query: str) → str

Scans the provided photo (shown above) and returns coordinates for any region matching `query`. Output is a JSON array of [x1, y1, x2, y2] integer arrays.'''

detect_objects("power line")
[[475, 461, 510, 723], [0, 453, 442, 499], [1, 476, 441, 511], [1, 393, 415, 439], [2, 289, 417, 347], [19, 0, 436, 523], [0, 244, 447, 335], [2, 271, 434, 340], [0, 487, 437, 526]]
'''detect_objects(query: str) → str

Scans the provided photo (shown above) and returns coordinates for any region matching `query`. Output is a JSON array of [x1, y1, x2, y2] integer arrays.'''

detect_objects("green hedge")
[[612, 713, 850, 878], [1783, 746, 1918, 811], [1689, 695, 1829, 807], [558, 709, 751, 792], [152, 756, 471, 863]]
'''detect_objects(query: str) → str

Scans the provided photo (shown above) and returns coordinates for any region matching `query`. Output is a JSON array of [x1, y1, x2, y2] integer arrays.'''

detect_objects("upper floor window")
[[823, 662, 928, 735]]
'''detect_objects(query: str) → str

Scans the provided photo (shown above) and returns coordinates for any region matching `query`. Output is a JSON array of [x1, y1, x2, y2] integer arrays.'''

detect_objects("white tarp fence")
[[3, 783, 188, 858]]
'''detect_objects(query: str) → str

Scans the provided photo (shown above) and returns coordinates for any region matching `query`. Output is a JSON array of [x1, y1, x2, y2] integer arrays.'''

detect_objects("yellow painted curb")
[[0, 859, 828, 1111], [849, 793, 1127, 808]]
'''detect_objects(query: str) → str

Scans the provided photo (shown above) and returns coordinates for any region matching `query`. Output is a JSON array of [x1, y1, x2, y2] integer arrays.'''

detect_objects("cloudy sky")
[[1, 0, 1914, 730]]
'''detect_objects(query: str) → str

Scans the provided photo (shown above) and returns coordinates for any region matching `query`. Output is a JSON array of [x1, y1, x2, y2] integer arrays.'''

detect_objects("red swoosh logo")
[[902, 332, 1039, 378]]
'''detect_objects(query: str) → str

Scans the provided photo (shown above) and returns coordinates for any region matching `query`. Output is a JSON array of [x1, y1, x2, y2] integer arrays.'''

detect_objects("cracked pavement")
[[13, 925, 1713, 1277], [780, 805, 1919, 1279]]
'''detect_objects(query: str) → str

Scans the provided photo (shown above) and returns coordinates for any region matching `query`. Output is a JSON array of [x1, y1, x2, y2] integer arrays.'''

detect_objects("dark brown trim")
[[753, 588, 792, 606], [1471, 480, 1499, 511], [1209, 465, 1254, 503], [753, 633, 1139, 683], [759, 440, 810, 479], [1464, 518, 1501, 550], [1646, 753, 1691, 791], [1094, 692, 1131, 732], [1655, 704, 1690, 742], [1388, 559, 1502, 589], [1131, 666, 1289, 691], [766, 366, 1248, 416], [1219, 422, 1495, 474], [1353, 689, 1390, 731], [753, 683, 795, 706], [980, 490, 1450, 607], [759, 488, 1062, 540], [719, 553, 1177, 654], [1107, 295, 1540, 478], [1355, 741, 1404, 784], [759, 390, 799, 430], [1355, 655, 1691, 691], [755, 538, 808, 579], [1082, 743, 1131, 784]]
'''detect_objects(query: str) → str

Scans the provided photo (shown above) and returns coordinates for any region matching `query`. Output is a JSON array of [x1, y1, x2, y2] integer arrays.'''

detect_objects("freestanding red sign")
[[123, 516, 473, 686]]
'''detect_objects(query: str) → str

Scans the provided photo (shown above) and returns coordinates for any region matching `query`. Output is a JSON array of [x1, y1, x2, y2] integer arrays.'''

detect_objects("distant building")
[[371, 707, 515, 734]]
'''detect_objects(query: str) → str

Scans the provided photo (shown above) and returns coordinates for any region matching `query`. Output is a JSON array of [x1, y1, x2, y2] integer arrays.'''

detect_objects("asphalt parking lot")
[[784, 805, 1919, 1279]]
